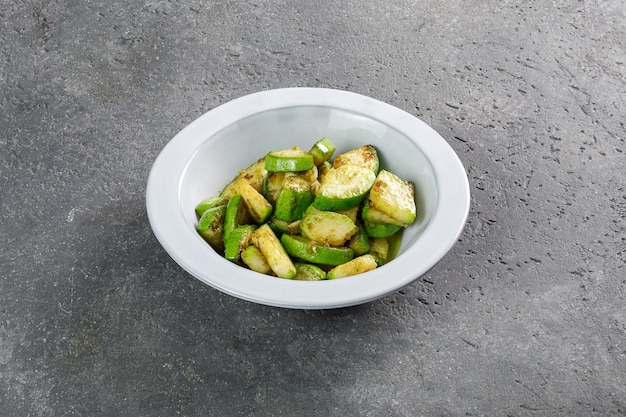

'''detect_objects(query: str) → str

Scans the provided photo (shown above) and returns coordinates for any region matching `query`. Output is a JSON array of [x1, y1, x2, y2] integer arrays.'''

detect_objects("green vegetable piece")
[[300, 209, 358, 246], [308, 137, 336, 166], [362, 199, 407, 227], [369, 237, 389, 265], [280, 234, 354, 266], [313, 164, 376, 211], [363, 220, 403, 238], [241, 245, 272, 274], [262, 172, 285, 204], [194, 196, 227, 219], [231, 178, 273, 224], [368, 170, 416, 226], [327, 254, 378, 279], [267, 216, 301, 236], [274, 188, 314, 222], [293, 262, 327, 281], [265, 147, 315, 172], [333, 144, 379, 174], [349, 224, 370, 256], [223, 195, 252, 241], [224, 225, 257, 262], [196, 205, 227, 253], [251, 224, 297, 279]]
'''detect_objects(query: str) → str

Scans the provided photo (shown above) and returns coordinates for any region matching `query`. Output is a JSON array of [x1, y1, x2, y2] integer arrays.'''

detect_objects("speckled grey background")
[[1, 0, 625, 416]]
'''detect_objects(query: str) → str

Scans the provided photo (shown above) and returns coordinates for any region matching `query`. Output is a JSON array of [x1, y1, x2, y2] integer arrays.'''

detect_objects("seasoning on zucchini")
[[194, 137, 419, 280], [293, 262, 327, 281], [312, 164, 376, 211], [251, 224, 297, 279], [327, 254, 378, 279], [368, 169, 417, 226], [265, 147, 315, 172]]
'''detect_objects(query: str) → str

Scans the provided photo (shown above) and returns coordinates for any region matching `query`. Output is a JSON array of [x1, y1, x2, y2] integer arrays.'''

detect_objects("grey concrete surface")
[[1, 0, 625, 416]]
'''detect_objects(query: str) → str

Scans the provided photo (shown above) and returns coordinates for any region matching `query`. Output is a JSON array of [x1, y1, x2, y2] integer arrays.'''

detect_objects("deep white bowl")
[[146, 88, 470, 309]]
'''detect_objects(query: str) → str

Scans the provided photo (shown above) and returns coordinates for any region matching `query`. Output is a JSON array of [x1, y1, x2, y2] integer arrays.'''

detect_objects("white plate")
[[146, 88, 470, 309]]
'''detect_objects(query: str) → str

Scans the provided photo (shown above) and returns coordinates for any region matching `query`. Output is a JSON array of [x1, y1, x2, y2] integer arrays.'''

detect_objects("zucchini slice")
[[265, 147, 315, 172], [194, 196, 227, 219], [361, 199, 407, 227], [293, 262, 327, 281], [348, 224, 370, 256], [369, 237, 389, 265], [262, 172, 285, 204], [268, 216, 301, 236], [196, 205, 227, 253], [223, 194, 252, 241], [333, 144, 379, 174], [230, 178, 273, 224], [327, 254, 378, 279], [224, 224, 257, 262], [363, 220, 403, 238], [300, 210, 358, 246], [369, 170, 417, 226], [308, 137, 336, 166], [313, 165, 376, 211], [280, 234, 354, 266], [251, 224, 297, 279], [273, 172, 314, 222], [241, 245, 272, 274]]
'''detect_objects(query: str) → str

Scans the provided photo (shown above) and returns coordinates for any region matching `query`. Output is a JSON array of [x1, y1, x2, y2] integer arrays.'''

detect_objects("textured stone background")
[[1, 0, 625, 416]]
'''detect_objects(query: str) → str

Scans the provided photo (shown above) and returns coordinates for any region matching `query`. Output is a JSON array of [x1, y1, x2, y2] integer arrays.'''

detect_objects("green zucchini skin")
[[195, 196, 228, 219], [363, 220, 403, 238], [224, 225, 257, 262], [280, 234, 355, 266], [223, 195, 252, 241], [196, 205, 227, 254], [312, 165, 376, 211], [293, 262, 327, 281], [308, 137, 336, 166], [265, 148, 315, 172]]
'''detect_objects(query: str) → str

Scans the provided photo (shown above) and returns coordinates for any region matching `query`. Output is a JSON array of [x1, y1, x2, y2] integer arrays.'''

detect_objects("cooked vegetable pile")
[[194, 138, 417, 280]]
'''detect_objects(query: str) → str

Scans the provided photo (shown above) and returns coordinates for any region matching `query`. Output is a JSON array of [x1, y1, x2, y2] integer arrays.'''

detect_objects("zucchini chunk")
[[241, 245, 272, 274], [308, 137, 336, 166], [262, 172, 285, 204], [251, 224, 297, 279], [268, 216, 301, 236], [196, 205, 227, 253], [363, 220, 403, 238], [265, 147, 315, 172], [348, 224, 370, 256], [313, 164, 376, 211], [273, 172, 314, 222], [333, 144, 379, 174], [361, 199, 407, 227], [231, 178, 273, 224], [224, 225, 257, 262], [194, 196, 227, 219], [369, 237, 389, 265], [223, 194, 252, 241], [368, 170, 417, 226], [300, 210, 358, 246], [293, 262, 327, 281], [327, 254, 378, 279], [280, 234, 354, 266]]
